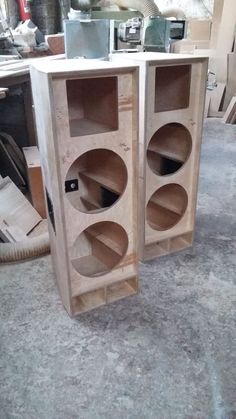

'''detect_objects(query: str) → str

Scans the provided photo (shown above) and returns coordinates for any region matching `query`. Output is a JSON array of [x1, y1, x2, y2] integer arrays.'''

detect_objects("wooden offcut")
[[0, 176, 42, 234], [188, 20, 212, 41], [23, 146, 46, 218], [223, 96, 236, 123], [0, 220, 27, 242]]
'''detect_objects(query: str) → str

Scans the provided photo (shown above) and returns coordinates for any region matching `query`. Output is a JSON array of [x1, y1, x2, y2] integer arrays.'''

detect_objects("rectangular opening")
[[66, 76, 119, 137], [155, 65, 191, 112], [146, 239, 170, 258], [107, 277, 138, 303], [170, 232, 193, 252], [72, 288, 106, 315]]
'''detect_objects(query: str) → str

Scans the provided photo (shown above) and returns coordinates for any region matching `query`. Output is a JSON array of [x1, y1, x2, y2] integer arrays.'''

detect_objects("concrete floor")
[[0, 119, 236, 419]]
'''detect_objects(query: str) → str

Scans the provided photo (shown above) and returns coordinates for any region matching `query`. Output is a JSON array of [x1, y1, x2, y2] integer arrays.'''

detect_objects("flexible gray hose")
[[71, 0, 97, 10], [71, 0, 185, 19], [0, 232, 50, 263], [161, 7, 186, 19], [113, 0, 160, 17]]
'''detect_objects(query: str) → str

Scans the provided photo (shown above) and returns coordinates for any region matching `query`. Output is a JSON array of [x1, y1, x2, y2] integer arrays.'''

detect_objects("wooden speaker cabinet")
[[30, 60, 139, 316], [112, 53, 208, 261]]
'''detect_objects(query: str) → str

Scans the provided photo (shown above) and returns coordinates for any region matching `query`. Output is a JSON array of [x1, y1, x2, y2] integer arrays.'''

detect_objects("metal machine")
[[64, 3, 186, 59]]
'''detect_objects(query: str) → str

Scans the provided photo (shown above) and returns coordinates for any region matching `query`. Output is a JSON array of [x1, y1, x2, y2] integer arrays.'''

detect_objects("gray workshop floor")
[[0, 119, 236, 419]]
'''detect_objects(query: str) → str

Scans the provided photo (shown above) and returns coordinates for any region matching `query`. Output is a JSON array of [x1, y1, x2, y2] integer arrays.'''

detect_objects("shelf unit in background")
[[30, 60, 139, 316], [112, 52, 208, 261]]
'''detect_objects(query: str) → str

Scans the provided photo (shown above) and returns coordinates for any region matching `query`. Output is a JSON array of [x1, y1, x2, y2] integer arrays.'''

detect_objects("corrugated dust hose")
[[0, 233, 50, 263]]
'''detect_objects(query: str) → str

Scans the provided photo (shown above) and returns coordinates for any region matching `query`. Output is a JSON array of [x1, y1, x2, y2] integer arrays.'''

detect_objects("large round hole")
[[71, 222, 128, 278], [65, 149, 128, 213], [146, 184, 188, 231], [147, 123, 192, 176]]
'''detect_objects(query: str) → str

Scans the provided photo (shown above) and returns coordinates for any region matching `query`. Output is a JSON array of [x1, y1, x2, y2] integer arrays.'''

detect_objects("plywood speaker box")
[[30, 60, 139, 316], [112, 52, 208, 261]]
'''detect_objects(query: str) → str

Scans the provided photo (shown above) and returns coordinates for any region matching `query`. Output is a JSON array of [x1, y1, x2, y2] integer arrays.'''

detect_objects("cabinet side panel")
[[30, 67, 72, 315]]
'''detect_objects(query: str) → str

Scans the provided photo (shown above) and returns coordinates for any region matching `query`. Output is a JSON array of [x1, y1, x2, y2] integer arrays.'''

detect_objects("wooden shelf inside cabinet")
[[71, 222, 129, 278], [147, 123, 192, 177], [72, 255, 108, 278], [146, 184, 188, 232], [148, 145, 185, 164], [65, 149, 127, 214], [86, 227, 124, 257], [80, 171, 122, 195]]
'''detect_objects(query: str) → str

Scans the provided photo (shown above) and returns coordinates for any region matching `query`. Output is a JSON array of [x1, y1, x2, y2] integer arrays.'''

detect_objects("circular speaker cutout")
[[65, 149, 128, 213], [71, 222, 128, 278], [147, 123, 192, 176], [146, 184, 188, 231]]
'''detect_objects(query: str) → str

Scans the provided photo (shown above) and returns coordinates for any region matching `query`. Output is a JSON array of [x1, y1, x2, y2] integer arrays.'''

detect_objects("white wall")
[[156, 0, 213, 19]]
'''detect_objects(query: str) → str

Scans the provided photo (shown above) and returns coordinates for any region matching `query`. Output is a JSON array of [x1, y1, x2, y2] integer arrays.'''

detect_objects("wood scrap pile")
[[222, 96, 236, 124], [171, 0, 236, 123], [0, 176, 50, 262], [0, 176, 42, 243], [206, 0, 236, 121], [0, 131, 26, 188]]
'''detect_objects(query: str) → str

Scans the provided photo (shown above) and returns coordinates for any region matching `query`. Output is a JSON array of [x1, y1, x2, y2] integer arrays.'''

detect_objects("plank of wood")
[[23, 146, 46, 218], [204, 90, 211, 118], [222, 96, 236, 123], [188, 20, 212, 41], [223, 52, 236, 111], [45, 34, 65, 55], [210, 0, 236, 83], [0, 139, 25, 186], [0, 220, 27, 242], [0, 177, 42, 234], [208, 82, 226, 116], [80, 171, 122, 194], [210, 0, 224, 49], [0, 132, 26, 177]]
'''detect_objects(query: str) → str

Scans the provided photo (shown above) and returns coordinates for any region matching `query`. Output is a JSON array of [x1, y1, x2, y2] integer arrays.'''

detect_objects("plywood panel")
[[0, 177, 41, 234], [30, 60, 139, 316], [23, 146, 46, 218], [112, 52, 208, 261]]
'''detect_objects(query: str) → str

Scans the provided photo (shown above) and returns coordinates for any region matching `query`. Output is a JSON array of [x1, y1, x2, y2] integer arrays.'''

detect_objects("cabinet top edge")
[[30, 59, 139, 76]]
